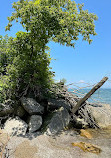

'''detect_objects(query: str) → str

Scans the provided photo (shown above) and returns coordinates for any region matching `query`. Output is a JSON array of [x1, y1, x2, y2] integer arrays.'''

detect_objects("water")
[[69, 88, 111, 106]]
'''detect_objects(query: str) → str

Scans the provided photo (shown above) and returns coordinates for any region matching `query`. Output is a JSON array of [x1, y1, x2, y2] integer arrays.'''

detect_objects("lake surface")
[[69, 88, 111, 105]]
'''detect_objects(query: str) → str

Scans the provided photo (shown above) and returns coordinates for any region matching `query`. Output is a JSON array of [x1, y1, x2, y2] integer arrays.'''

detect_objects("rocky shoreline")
[[0, 88, 111, 137], [0, 87, 111, 157]]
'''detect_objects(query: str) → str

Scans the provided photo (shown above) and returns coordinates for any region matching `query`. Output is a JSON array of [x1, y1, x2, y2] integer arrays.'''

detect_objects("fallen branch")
[[72, 77, 108, 114]]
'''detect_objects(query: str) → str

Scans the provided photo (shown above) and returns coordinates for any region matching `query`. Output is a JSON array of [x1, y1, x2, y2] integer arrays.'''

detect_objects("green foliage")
[[0, 35, 10, 75], [6, 0, 98, 47], [60, 78, 67, 85], [0, 0, 98, 102], [0, 32, 54, 101]]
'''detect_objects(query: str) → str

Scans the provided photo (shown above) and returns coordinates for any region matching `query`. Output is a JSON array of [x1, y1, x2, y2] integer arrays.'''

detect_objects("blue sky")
[[0, 0, 111, 88]]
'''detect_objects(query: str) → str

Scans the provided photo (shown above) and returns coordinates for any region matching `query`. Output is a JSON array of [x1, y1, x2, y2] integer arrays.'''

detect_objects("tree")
[[0, 0, 98, 102], [6, 0, 97, 46]]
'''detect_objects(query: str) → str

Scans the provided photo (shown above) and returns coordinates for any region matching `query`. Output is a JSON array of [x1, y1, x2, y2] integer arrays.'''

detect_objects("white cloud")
[[78, 80, 85, 83]]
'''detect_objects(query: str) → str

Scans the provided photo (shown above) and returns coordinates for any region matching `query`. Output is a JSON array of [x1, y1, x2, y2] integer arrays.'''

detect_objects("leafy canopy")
[[6, 0, 98, 47]]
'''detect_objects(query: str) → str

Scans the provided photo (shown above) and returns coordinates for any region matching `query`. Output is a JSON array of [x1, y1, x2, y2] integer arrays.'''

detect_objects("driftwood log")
[[72, 77, 108, 114]]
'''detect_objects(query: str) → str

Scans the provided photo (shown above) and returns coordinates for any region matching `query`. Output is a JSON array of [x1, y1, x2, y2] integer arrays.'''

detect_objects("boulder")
[[46, 107, 70, 135], [28, 115, 42, 133], [15, 106, 26, 118], [88, 103, 111, 128], [3, 117, 28, 136], [20, 97, 44, 115], [0, 103, 14, 117], [48, 98, 71, 111]]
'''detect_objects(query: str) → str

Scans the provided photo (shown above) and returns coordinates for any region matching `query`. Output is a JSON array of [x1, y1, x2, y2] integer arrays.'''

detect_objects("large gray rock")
[[88, 103, 111, 128], [0, 103, 14, 117], [3, 117, 28, 136], [29, 115, 42, 133], [46, 107, 70, 135], [48, 98, 71, 111], [20, 97, 44, 115]]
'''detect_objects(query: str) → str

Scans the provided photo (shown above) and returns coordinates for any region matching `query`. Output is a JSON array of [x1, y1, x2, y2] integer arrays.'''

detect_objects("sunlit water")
[[69, 88, 111, 106]]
